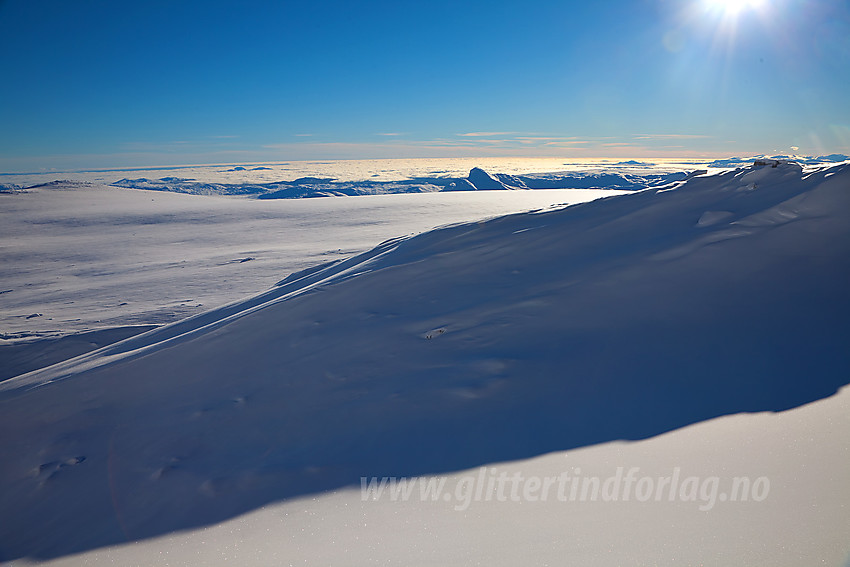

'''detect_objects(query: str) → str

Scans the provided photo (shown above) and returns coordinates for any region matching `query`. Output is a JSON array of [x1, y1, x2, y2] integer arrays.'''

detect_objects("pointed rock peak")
[[468, 167, 509, 190]]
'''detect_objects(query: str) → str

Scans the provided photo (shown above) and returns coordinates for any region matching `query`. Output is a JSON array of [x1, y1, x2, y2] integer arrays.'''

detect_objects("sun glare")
[[696, 0, 771, 45], [704, 0, 766, 15]]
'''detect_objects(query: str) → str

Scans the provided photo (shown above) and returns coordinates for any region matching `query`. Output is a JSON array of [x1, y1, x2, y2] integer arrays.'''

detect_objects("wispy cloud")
[[457, 132, 519, 137], [634, 134, 711, 140], [257, 132, 728, 160], [204, 130, 741, 162], [107, 131, 732, 166], [1, 131, 745, 173], [515, 136, 580, 142], [260, 135, 650, 160]]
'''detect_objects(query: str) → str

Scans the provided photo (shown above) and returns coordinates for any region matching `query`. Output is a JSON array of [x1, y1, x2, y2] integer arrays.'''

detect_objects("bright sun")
[[704, 0, 766, 15]]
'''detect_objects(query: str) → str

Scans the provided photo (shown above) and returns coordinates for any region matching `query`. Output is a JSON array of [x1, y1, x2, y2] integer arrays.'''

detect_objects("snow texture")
[[0, 185, 613, 339], [0, 160, 848, 564]]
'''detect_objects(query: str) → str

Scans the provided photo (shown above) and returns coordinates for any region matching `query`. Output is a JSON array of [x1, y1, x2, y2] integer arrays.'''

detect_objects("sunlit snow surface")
[[0, 185, 622, 340], [1, 158, 849, 565]]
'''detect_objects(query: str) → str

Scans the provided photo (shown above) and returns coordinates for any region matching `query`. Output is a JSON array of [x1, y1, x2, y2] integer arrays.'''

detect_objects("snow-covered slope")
[[1, 161, 848, 563], [0, 185, 615, 340]]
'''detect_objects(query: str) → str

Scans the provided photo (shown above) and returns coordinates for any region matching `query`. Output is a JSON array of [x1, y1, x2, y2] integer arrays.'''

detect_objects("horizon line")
[[2, 153, 835, 178]]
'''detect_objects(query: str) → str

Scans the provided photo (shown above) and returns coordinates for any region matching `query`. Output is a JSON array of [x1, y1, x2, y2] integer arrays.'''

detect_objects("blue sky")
[[0, 0, 848, 171]]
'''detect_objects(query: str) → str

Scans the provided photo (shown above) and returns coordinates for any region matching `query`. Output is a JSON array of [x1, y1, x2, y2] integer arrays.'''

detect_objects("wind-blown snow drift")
[[1, 161, 848, 560]]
